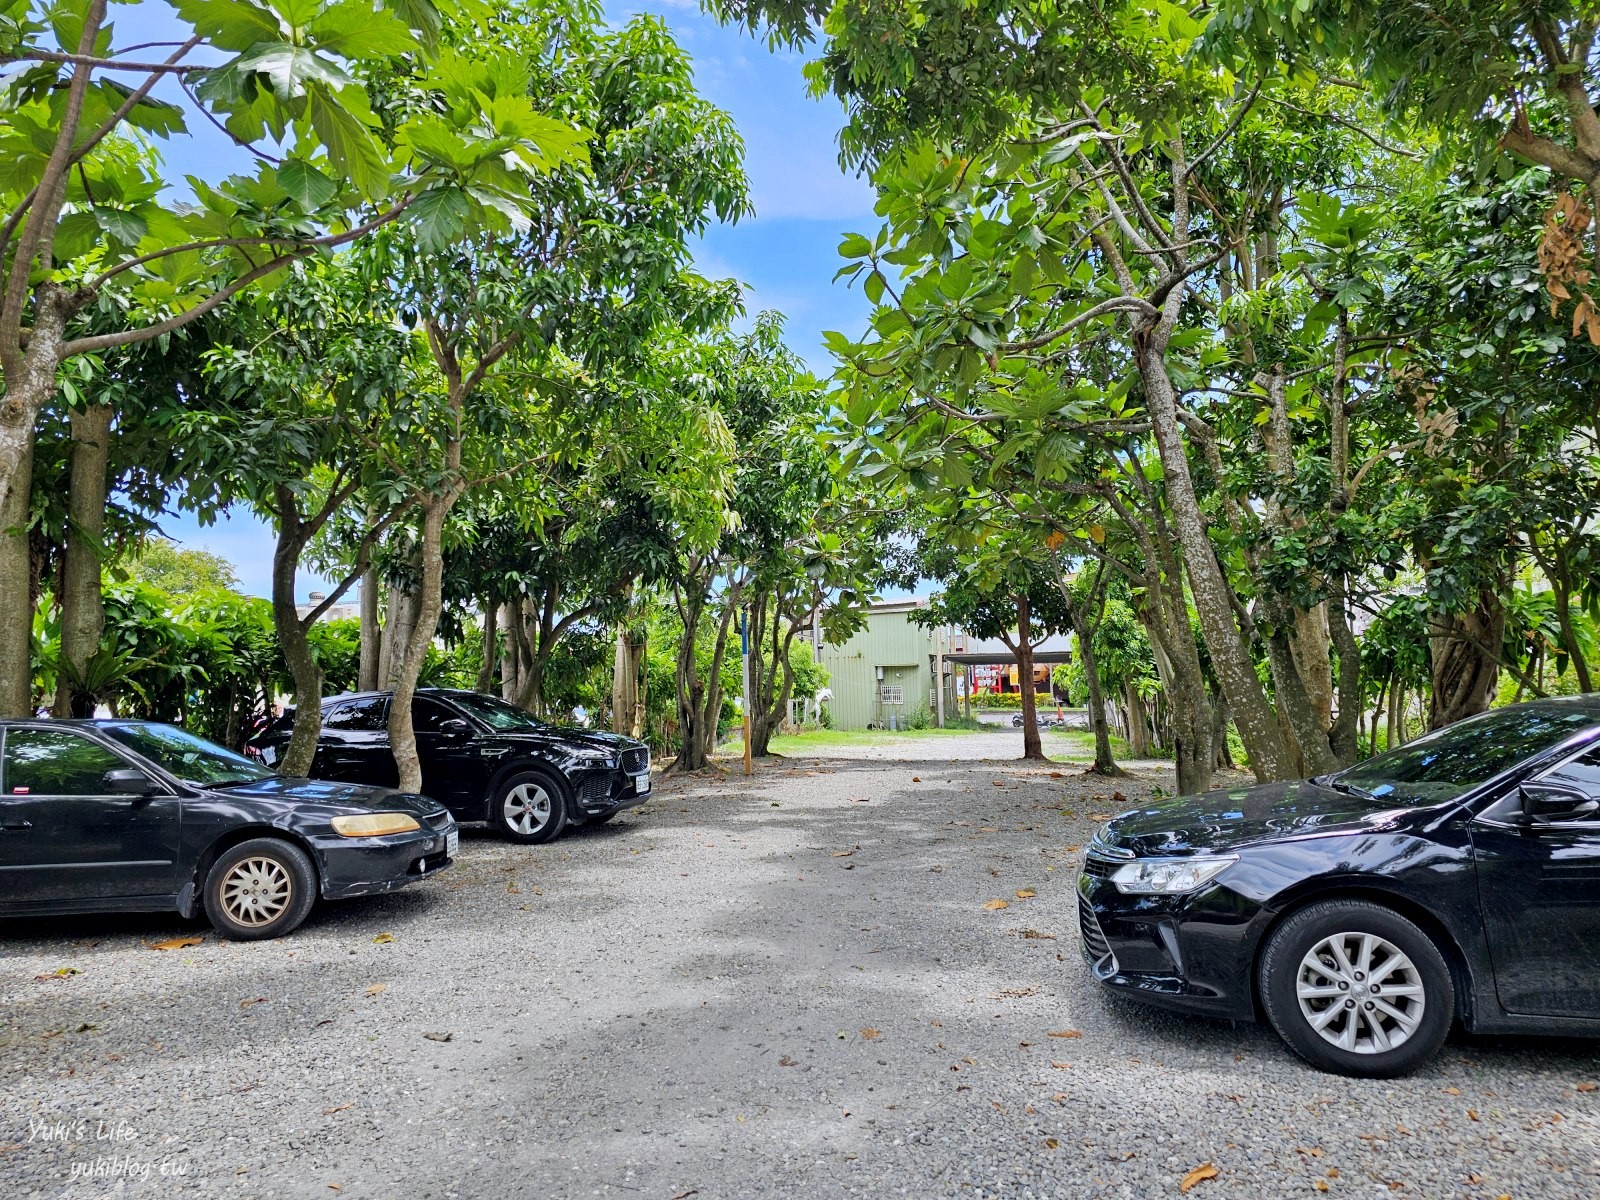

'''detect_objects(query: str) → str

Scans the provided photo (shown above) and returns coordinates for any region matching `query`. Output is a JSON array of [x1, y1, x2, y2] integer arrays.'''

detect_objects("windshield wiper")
[[1325, 778, 1376, 800]]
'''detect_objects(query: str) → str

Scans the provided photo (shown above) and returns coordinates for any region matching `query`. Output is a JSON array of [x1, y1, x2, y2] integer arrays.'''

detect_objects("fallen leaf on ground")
[[860, 1027, 881, 1039], [831, 851, 854, 858], [365, 984, 387, 997], [1019, 929, 1056, 940], [323, 1104, 352, 1115], [778, 1055, 798, 1067], [911, 777, 921, 783], [670, 1191, 698, 1200], [372, 933, 394, 944], [74, 1022, 95, 1032], [148, 936, 203, 951], [1111, 791, 1127, 802], [1443, 1086, 1462, 1095], [1044, 1137, 1060, 1149], [1047, 1029, 1082, 1039], [992, 986, 1040, 999], [422, 1031, 453, 1042], [239, 997, 268, 1009], [1577, 1081, 1598, 1093], [982, 899, 1010, 910], [1049, 772, 1065, 778], [1467, 1109, 1479, 1121], [35, 967, 81, 980], [1050, 1061, 1072, 1069], [992, 781, 1006, 788], [328, 1187, 341, 1193], [1314, 1183, 1328, 1193], [1015, 888, 1037, 899], [1178, 1163, 1218, 1193]]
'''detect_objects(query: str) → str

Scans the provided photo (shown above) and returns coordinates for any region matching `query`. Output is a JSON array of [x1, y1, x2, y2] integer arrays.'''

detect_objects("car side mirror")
[[103, 768, 158, 796], [437, 718, 473, 738], [1519, 781, 1600, 825]]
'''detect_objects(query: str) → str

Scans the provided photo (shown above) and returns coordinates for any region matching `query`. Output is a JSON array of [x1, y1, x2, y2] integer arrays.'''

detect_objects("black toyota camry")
[[1078, 696, 1600, 1077], [0, 720, 456, 940], [251, 688, 651, 844]]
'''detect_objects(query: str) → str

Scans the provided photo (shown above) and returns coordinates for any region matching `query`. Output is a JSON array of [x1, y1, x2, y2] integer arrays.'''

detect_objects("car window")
[[323, 698, 388, 731], [1335, 706, 1600, 806], [445, 691, 542, 731], [103, 724, 273, 788], [1538, 746, 1600, 801], [412, 697, 457, 734], [3, 728, 130, 796]]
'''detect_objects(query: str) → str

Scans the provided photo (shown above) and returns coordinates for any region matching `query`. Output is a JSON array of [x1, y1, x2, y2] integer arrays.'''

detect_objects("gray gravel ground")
[[5, 745, 1600, 1200]]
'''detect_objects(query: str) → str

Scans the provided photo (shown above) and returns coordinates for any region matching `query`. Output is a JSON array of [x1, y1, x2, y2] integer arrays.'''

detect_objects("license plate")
[[631, 773, 650, 795], [446, 830, 460, 856]]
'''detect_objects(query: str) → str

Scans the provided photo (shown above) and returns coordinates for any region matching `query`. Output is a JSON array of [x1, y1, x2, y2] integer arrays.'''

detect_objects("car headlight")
[[331, 813, 422, 837], [1109, 855, 1237, 895]]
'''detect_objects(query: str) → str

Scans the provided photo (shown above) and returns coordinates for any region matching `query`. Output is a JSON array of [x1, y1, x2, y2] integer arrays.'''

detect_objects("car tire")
[[491, 770, 569, 844], [1259, 899, 1453, 1078], [202, 838, 317, 941]]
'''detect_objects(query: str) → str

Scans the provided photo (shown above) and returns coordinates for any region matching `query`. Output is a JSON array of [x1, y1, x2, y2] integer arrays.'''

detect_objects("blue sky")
[[144, 1, 878, 596]]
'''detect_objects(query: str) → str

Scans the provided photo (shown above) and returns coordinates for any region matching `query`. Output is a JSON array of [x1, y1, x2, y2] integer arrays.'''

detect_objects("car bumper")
[[1076, 866, 1260, 1021], [311, 820, 457, 900], [570, 766, 652, 819]]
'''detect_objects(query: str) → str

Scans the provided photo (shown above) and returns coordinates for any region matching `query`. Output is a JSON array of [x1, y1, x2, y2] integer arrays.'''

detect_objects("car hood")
[[499, 727, 644, 754], [1096, 780, 1423, 857], [214, 776, 439, 816]]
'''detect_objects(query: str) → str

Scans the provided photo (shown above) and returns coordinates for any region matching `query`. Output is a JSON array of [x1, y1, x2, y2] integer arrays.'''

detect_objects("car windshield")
[[444, 692, 544, 732], [104, 724, 275, 787], [1334, 705, 1600, 806]]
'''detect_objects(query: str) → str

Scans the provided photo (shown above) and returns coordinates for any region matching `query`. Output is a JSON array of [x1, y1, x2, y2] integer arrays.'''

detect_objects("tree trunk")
[[1428, 591, 1506, 729], [358, 561, 381, 692], [0, 435, 35, 716], [270, 499, 324, 779], [499, 602, 519, 700], [612, 627, 643, 735], [474, 597, 497, 694], [1387, 680, 1402, 750], [674, 590, 709, 770], [1135, 338, 1295, 780], [1070, 597, 1124, 777], [1125, 682, 1153, 758], [1210, 689, 1235, 770], [52, 402, 112, 717], [389, 494, 453, 794], [1013, 593, 1045, 761]]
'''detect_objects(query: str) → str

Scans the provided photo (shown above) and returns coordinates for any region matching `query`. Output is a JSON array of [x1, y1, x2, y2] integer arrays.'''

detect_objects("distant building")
[[294, 590, 360, 623], [810, 598, 1072, 730]]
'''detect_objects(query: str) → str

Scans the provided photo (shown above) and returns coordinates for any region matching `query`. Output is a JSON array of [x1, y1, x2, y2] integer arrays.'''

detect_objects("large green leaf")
[[310, 1, 418, 56], [236, 43, 353, 98], [276, 158, 338, 210], [170, 0, 286, 53], [405, 185, 470, 250], [305, 83, 387, 196]]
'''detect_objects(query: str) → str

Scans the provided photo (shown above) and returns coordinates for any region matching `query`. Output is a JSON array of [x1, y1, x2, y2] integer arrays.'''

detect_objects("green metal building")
[[816, 600, 955, 729]]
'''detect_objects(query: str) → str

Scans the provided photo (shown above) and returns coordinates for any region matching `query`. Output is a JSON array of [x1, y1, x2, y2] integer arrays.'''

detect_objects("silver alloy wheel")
[[1295, 931, 1426, 1054], [503, 782, 552, 836], [220, 856, 293, 927]]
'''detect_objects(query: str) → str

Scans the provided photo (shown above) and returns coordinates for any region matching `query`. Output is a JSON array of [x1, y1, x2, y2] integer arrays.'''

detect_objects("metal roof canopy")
[[940, 649, 1073, 666]]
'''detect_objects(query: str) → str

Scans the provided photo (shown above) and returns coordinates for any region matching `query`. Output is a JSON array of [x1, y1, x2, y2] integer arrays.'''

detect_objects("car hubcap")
[[503, 783, 551, 835], [221, 857, 292, 927], [1295, 931, 1426, 1054]]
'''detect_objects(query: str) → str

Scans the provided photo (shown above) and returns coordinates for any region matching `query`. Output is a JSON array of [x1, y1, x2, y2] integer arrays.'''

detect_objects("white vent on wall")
[[880, 686, 904, 705]]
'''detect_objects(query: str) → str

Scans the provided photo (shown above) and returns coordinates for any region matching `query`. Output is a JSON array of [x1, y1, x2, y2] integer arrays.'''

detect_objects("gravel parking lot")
[[5, 745, 1600, 1199]]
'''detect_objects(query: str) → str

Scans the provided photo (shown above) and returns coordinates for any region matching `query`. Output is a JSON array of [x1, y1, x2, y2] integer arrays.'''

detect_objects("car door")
[[316, 697, 396, 787], [0, 726, 180, 903], [1471, 743, 1600, 1018], [412, 696, 482, 808]]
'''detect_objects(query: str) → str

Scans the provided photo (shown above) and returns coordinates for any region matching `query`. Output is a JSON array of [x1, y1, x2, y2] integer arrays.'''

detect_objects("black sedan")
[[1078, 696, 1600, 1077], [0, 720, 456, 940], [252, 688, 651, 844]]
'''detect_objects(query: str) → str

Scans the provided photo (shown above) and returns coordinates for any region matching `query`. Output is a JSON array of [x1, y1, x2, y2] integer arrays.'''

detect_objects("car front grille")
[[1081, 855, 1116, 879], [422, 809, 452, 831], [578, 775, 614, 804], [1079, 896, 1113, 960], [621, 747, 649, 775]]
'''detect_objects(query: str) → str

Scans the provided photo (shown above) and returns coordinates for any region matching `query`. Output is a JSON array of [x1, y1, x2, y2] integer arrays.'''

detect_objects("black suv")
[[252, 689, 650, 844]]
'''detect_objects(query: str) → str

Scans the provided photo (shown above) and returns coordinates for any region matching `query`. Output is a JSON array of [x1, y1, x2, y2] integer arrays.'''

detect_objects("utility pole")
[[740, 607, 753, 776], [934, 624, 946, 728]]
